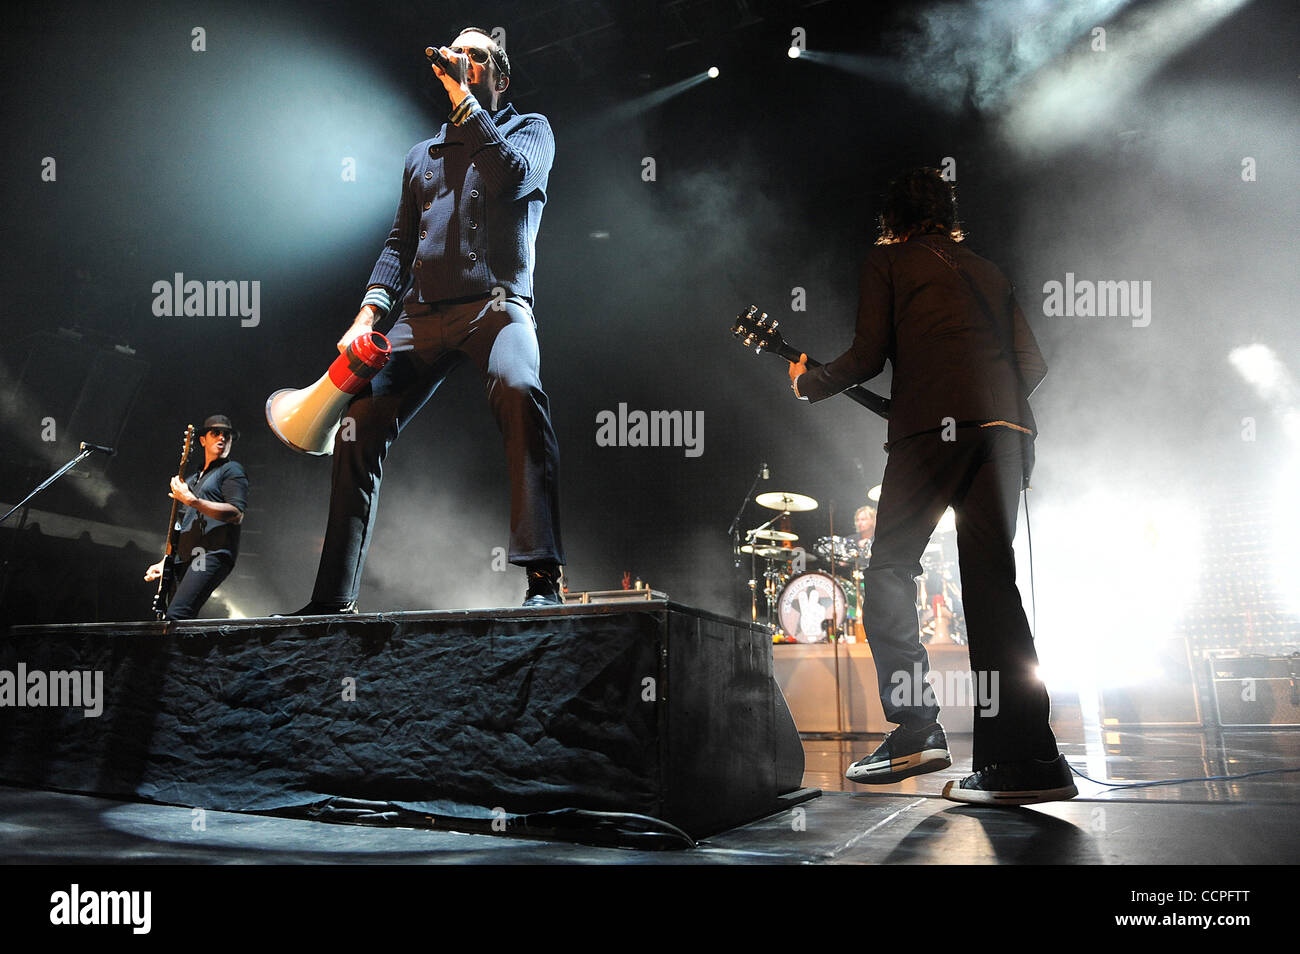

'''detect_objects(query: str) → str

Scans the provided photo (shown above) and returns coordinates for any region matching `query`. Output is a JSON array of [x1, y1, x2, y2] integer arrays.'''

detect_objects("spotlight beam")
[[592, 72, 715, 127]]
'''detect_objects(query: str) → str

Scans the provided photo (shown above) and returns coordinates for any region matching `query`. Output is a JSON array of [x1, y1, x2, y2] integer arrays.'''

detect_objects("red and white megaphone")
[[265, 332, 391, 455]]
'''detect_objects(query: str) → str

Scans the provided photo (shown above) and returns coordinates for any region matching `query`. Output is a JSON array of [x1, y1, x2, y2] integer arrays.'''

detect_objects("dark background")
[[2, 0, 1297, 676]]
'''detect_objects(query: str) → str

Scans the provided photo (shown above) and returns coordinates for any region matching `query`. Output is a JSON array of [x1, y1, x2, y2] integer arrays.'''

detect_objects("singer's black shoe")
[[846, 722, 951, 784], [942, 755, 1078, 806], [523, 564, 563, 607], [272, 600, 358, 618]]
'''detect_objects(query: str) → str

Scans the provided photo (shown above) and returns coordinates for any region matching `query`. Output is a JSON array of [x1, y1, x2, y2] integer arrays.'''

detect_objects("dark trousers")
[[312, 296, 564, 605], [166, 550, 236, 620], [863, 425, 1057, 770]]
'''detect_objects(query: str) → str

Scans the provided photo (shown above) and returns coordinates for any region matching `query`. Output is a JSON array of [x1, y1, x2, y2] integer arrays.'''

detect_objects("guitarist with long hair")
[[144, 415, 248, 620], [788, 168, 1075, 805]]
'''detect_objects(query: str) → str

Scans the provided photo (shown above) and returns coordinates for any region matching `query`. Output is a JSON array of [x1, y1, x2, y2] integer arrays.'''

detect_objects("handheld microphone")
[[425, 46, 465, 83], [80, 442, 116, 456]]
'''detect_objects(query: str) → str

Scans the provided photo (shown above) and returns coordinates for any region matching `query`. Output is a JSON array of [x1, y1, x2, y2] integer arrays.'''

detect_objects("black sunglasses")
[[449, 44, 492, 66]]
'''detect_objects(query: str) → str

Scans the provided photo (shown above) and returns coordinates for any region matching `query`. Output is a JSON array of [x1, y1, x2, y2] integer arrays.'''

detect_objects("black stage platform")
[[2, 603, 1297, 868], [1, 602, 809, 842]]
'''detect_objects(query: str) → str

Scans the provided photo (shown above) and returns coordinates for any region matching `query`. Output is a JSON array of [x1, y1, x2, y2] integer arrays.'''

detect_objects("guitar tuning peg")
[[756, 314, 767, 328], [742, 334, 755, 347], [756, 339, 767, 353], [731, 324, 742, 336], [770, 319, 779, 331], [746, 305, 758, 316]]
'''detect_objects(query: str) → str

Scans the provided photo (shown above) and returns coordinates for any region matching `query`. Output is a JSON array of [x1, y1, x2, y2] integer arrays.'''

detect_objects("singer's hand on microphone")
[[430, 46, 471, 107]]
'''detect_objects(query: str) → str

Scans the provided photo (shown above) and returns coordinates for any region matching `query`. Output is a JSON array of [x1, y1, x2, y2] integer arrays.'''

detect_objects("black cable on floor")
[[514, 809, 697, 850], [1067, 761, 1300, 790], [292, 798, 698, 850]]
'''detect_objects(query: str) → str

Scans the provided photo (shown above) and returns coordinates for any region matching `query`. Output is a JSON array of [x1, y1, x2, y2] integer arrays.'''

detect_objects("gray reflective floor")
[[2, 728, 1295, 865]]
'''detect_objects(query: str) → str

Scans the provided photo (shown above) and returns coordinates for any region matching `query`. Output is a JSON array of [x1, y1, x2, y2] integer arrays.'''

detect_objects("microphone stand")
[[727, 462, 768, 625], [1, 444, 100, 526], [0, 443, 108, 622]]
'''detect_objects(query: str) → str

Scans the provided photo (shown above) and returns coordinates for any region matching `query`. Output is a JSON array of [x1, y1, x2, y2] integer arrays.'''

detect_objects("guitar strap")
[[915, 238, 1035, 488]]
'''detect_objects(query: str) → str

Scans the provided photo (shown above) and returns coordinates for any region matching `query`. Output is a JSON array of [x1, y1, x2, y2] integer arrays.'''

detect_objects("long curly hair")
[[876, 168, 964, 245]]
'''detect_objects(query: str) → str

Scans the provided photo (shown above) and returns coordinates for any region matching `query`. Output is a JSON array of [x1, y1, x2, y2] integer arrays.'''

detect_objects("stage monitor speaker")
[[1208, 655, 1300, 727]]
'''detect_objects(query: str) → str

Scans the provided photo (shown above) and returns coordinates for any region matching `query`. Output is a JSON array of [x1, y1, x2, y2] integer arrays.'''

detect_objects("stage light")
[[787, 46, 801, 60], [1003, 0, 1253, 152], [707, 66, 719, 79]]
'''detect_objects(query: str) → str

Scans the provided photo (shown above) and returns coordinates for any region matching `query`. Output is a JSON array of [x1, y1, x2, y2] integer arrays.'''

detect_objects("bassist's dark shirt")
[[175, 459, 247, 560]]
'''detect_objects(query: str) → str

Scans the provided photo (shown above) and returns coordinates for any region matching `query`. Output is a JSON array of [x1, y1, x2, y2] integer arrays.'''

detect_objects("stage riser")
[[0, 604, 805, 838], [775, 643, 981, 733]]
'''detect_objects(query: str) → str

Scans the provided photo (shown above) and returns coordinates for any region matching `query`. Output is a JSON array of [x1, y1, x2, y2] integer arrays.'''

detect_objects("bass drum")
[[777, 571, 848, 643]]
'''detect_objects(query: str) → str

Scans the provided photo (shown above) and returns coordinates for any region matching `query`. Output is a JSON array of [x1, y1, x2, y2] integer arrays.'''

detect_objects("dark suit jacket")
[[797, 234, 1047, 444], [367, 103, 554, 315]]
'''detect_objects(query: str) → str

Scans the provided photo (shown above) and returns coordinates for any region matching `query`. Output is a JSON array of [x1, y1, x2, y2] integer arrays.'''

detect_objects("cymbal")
[[867, 484, 882, 502], [751, 529, 799, 542], [740, 545, 817, 563], [740, 544, 788, 557], [756, 491, 818, 512]]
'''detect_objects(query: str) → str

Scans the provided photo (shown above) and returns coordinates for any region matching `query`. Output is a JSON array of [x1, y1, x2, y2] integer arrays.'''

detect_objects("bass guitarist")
[[144, 415, 248, 620]]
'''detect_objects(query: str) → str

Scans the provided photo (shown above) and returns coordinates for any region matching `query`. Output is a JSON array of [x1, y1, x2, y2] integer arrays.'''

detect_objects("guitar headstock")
[[731, 305, 797, 362], [181, 424, 196, 462]]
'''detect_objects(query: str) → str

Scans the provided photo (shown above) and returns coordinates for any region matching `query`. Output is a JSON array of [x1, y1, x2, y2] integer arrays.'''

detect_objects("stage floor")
[[3, 727, 1295, 865]]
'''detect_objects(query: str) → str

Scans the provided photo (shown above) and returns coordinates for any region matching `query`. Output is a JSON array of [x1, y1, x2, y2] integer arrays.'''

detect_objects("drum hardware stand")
[[745, 509, 790, 634], [826, 501, 846, 738], [727, 461, 771, 628]]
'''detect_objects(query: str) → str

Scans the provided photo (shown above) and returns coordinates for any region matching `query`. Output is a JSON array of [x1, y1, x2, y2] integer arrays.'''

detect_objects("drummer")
[[854, 505, 876, 557]]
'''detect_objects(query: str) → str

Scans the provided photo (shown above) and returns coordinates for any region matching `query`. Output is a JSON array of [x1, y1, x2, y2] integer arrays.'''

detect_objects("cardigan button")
[[468, 252, 477, 262], [470, 189, 479, 198], [424, 171, 433, 180]]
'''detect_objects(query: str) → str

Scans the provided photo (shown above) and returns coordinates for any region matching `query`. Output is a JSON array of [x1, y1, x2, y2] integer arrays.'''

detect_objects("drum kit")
[[736, 487, 966, 646]]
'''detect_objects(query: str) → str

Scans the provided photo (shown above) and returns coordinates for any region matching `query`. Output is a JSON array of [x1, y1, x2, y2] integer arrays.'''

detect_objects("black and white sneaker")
[[846, 722, 951, 784], [942, 755, 1078, 806]]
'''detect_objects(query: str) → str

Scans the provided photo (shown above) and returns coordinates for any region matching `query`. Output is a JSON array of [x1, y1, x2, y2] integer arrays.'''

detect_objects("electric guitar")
[[730, 305, 891, 419], [152, 425, 195, 619]]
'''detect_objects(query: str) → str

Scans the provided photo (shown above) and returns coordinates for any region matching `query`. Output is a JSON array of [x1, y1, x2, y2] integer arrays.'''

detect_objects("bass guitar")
[[152, 424, 195, 619]]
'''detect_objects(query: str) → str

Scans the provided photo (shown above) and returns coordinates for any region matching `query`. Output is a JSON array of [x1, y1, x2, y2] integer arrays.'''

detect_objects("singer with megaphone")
[[272, 25, 565, 616]]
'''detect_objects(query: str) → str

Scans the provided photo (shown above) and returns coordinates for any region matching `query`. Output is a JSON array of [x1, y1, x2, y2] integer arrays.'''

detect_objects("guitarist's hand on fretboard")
[[730, 305, 890, 419], [788, 352, 809, 398]]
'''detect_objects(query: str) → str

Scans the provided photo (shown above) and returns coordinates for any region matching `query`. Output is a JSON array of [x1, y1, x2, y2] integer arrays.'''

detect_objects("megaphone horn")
[[266, 332, 391, 455]]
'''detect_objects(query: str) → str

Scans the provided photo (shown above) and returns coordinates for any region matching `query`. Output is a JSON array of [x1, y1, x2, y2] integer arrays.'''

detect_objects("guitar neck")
[[732, 305, 891, 421], [769, 342, 890, 420]]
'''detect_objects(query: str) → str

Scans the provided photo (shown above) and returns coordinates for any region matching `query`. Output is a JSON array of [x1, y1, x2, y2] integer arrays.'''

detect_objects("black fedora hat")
[[201, 414, 240, 441]]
